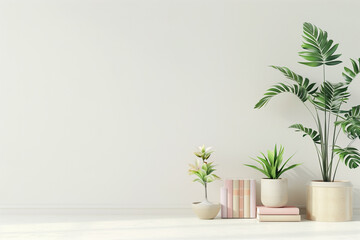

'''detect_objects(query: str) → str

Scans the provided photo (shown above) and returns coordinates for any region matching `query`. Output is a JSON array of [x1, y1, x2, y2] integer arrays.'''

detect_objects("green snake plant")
[[255, 22, 360, 182], [189, 145, 220, 201], [245, 145, 301, 179]]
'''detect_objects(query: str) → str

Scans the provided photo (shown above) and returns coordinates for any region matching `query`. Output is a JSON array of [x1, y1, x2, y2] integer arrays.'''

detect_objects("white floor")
[[0, 209, 359, 240]]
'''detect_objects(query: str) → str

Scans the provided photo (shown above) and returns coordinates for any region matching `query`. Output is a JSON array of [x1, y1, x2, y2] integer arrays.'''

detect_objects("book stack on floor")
[[220, 179, 256, 218], [257, 206, 301, 222]]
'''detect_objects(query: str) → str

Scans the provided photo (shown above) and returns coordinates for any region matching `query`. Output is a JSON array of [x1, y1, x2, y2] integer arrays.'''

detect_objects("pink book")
[[257, 206, 300, 215], [239, 180, 244, 218], [225, 179, 233, 218], [220, 187, 227, 218], [250, 179, 256, 218]]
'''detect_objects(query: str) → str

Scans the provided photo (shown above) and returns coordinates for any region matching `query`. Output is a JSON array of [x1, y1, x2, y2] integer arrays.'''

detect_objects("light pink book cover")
[[257, 206, 300, 215], [232, 180, 240, 218], [239, 180, 244, 218], [243, 180, 250, 218], [250, 179, 256, 218], [225, 179, 233, 218], [220, 187, 227, 218]]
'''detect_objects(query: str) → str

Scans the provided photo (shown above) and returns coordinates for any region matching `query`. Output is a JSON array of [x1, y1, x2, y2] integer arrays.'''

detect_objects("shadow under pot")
[[261, 178, 288, 207]]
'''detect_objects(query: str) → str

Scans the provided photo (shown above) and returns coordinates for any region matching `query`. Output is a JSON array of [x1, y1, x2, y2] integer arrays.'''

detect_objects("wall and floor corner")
[[0, 0, 359, 210]]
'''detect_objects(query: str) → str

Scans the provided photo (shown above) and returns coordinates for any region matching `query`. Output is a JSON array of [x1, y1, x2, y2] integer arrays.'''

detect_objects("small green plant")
[[245, 145, 301, 179], [189, 145, 220, 201]]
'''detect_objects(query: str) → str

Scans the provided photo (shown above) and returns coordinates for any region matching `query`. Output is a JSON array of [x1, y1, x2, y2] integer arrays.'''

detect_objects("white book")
[[257, 214, 301, 222], [220, 187, 227, 218]]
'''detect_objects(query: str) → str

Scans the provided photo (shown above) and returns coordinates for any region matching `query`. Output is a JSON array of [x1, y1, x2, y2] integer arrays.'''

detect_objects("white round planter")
[[192, 200, 220, 220], [307, 180, 352, 222], [261, 178, 288, 207]]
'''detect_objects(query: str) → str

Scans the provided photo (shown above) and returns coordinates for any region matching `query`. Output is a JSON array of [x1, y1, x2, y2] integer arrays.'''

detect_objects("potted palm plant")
[[189, 145, 220, 219], [255, 22, 360, 221], [245, 145, 300, 207]]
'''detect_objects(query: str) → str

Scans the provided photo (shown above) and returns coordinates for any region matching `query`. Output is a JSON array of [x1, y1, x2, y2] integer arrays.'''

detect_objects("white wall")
[[0, 0, 359, 209]]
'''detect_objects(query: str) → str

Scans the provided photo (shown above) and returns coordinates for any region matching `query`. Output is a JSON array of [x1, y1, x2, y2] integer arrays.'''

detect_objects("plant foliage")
[[245, 145, 300, 179], [189, 145, 220, 200], [255, 22, 360, 182]]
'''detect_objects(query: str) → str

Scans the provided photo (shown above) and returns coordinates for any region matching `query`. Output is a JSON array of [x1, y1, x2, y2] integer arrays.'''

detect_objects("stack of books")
[[257, 206, 301, 222], [220, 179, 256, 218]]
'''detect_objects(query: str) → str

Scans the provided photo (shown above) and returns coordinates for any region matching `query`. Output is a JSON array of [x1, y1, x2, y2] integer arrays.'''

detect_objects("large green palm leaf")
[[335, 105, 360, 139], [254, 83, 309, 109], [299, 22, 342, 67], [311, 81, 349, 113], [289, 123, 321, 144], [333, 146, 360, 169], [270, 66, 317, 95], [343, 58, 360, 84]]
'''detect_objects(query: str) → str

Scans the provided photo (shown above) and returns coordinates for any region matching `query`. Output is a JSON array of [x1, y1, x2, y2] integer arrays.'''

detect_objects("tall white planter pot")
[[261, 178, 288, 207], [307, 180, 352, 222]]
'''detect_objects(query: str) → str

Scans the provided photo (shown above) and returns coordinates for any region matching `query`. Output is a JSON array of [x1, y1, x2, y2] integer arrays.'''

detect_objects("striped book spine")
[[225, 179, 233, 218], [244, 180, 250, 218], [250, 179, 256, 218], [239, 180, 244, 218], [220, 187, 227, 218], [233, 180, 240, 218]]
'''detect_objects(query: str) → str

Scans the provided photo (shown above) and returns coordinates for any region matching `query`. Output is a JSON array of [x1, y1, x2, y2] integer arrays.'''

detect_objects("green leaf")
[[325, 61, 342, 66], [254, 82, 310, 109], [289, 124, 321, 144], [270, 66, 318, 94], [299, 22, 342, 67], [245, 145, 299, 179], [193, 178, 205, 186], [342, 58, 360, 85], [244, 164, 271, 178], [335, 105, 360, 139], [278, 154, 295, 173], [311, 81, 349, 113], [299, 61, 323, 67], [278, 163, 302, 176], [334, 146, 360, 169]]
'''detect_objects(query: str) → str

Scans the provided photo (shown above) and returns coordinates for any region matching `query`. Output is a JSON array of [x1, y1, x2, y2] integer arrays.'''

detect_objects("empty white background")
[[0, 0, 359, 209]]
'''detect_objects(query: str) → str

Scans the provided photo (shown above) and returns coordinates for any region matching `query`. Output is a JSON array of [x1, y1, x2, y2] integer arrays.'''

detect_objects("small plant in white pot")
[[245, 145, 301, 207], [255, 22, 360, 221], [189, 145, 220, 219]]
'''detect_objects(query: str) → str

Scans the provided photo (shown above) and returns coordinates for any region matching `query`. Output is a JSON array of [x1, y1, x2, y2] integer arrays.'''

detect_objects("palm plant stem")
[[313, 141, 324, 178], [322, 64, 329, 181], [328, 105, 342, 180], [326, 112, 332, 177], [314, 107, 326, 180], [303, 102, 317, 124], [332, 139, 356, 181], [332, 158, 341, 182], [330, 122, 343, 180], [302, 102, 324, 177]]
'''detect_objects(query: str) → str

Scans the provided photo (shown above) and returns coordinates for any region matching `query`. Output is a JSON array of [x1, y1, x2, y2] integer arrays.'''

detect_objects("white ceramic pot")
[[261, 178, 288, 207], [192, 200, 220, 219], [307, 180, 352, 222]]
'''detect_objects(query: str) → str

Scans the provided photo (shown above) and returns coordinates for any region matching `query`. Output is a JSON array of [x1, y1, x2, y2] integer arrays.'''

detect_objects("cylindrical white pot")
[[307, 180, 352, 222], [261, 178, 288, 207]]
